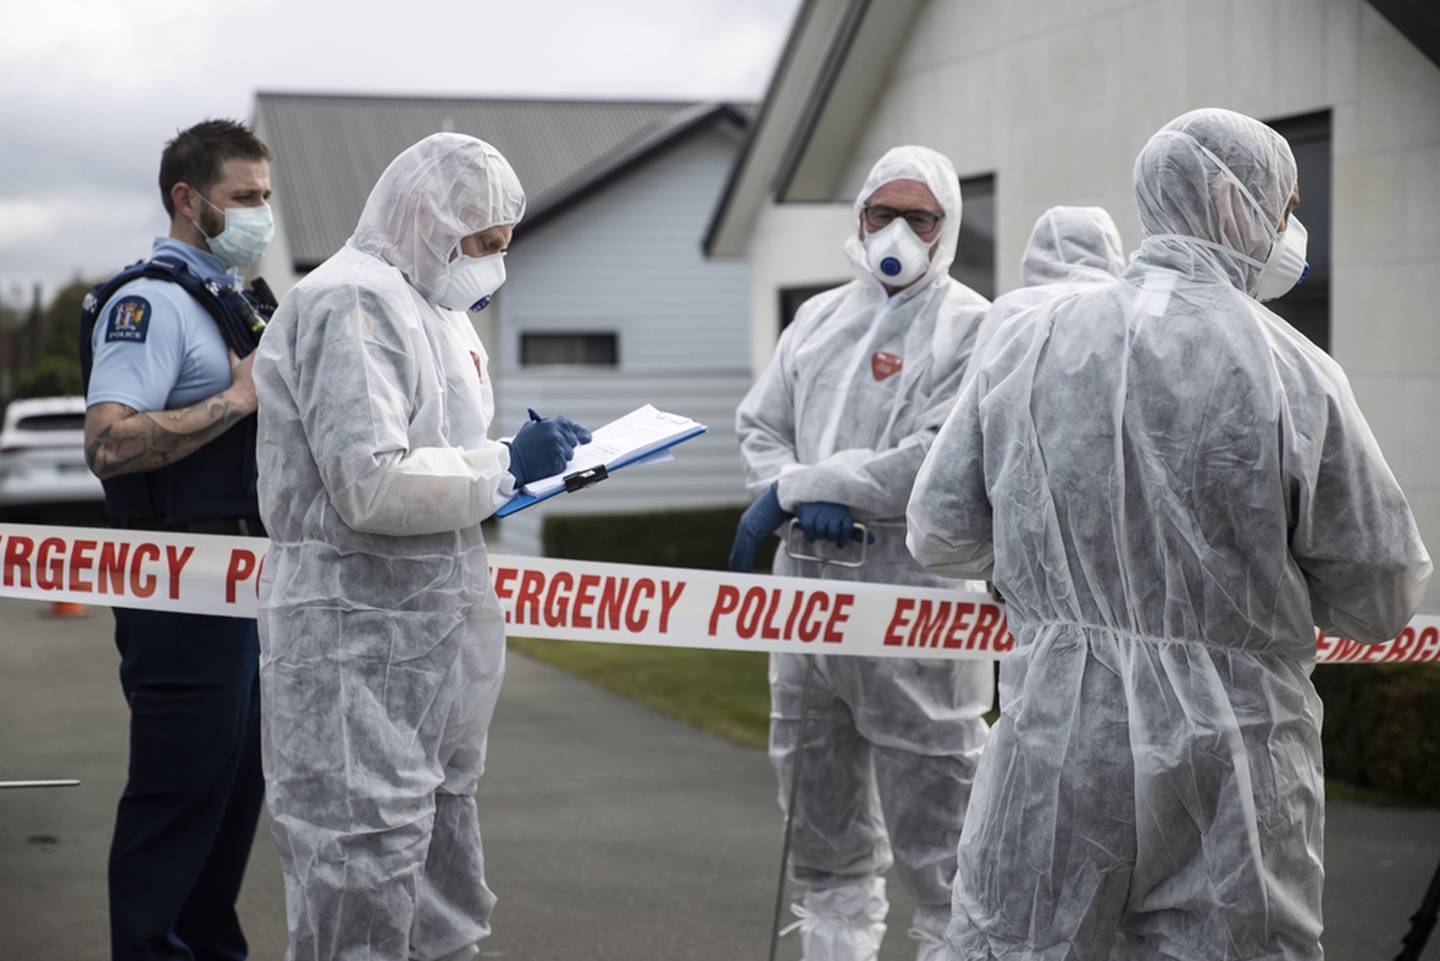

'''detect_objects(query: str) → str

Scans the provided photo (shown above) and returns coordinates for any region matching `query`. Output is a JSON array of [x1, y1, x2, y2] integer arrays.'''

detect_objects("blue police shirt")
[[87, 238, 237, 412]]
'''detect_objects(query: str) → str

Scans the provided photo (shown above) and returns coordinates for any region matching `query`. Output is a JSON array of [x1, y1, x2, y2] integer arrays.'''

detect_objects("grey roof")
[[253, 93, 750, 268]]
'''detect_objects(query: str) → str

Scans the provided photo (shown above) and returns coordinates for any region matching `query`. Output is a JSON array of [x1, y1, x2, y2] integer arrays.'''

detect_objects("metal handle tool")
[[781, 518, 869, 575]]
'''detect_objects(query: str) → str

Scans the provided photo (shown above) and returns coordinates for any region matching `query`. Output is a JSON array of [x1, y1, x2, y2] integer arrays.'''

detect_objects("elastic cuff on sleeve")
[[775, 472, 804, 512], [495, 442, 516, 498]]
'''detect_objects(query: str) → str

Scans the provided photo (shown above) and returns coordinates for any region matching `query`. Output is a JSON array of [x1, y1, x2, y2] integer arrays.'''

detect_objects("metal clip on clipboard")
[[563, 464, 609, 493], [781, 518, 869, 575]]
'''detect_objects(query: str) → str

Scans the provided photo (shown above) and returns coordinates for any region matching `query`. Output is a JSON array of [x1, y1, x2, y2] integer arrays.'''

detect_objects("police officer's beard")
[[194, 199, 225, 251]]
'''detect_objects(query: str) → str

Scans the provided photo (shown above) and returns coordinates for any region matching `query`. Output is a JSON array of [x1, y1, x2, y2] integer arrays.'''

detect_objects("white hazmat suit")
[[736, 146, 994, 959], [972, 205, 1126, 376], [1017, 205, 1125, 288], [254, 133, 525, 961], [908, 109, 1432, 960]]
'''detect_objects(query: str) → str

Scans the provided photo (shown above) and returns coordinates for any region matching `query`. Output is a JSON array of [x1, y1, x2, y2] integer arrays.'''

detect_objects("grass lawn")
[[509, 639, 1003, 750], [1323, 778, 1439, 808], [508, 639, 1436, 810], [509, 638, 772, 749]]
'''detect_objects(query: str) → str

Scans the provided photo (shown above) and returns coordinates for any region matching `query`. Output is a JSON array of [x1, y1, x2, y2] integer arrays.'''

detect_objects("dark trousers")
[[108, 607, 264, 961]]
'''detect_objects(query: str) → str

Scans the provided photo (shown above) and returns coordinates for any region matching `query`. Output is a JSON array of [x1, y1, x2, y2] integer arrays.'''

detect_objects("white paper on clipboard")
[[522, 405, 702, 497]]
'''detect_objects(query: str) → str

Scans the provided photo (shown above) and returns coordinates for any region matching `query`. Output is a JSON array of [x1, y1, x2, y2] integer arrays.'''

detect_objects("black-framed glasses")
[[863, 204, 944, 235]]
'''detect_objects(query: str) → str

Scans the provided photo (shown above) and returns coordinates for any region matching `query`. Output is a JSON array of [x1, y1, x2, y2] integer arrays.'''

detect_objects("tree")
[[4, 277, 93, 404], [41, 278, 92, 363], [13, 355, 85, 399]]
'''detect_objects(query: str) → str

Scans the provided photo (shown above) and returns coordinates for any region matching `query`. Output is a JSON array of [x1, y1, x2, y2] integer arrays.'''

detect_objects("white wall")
[[495, 127, 752, 372], [1331, 6, 1440, 614], [742, 202, 858, 373], [747, 0, 1440, 608], [840, 0, 1392, 288], [487, 124, 757, 554]]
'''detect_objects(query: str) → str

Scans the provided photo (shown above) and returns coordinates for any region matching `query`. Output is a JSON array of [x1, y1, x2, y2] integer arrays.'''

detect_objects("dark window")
[[15, 414, 85, 431], [1265, 111, 1331, 352], [950, 174, 997, 299], [779, 283, 845, 334], [520, 333, 618, 367]]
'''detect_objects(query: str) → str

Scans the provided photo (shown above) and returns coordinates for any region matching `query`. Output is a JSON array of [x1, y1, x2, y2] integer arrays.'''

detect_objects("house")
[[706, 0, 1440, 608], [251, 93, 756, 554]]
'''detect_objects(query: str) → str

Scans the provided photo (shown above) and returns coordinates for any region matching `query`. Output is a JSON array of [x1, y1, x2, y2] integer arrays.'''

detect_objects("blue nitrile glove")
[[794, 501, 869, 549], [550, 414, 592, 446], [728, 482, 791, 573], [504, 411, 581, 486], [524, 407, 592, 448]]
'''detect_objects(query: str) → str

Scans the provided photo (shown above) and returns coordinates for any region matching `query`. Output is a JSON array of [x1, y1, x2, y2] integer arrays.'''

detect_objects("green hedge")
[[542, 504, 776, 572], [542, 508, 1438, 804], [1313, 663, 1440, 804]]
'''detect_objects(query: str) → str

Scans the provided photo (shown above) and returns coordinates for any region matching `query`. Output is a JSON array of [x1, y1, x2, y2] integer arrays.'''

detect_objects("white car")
[[0, 396, 103, 508]]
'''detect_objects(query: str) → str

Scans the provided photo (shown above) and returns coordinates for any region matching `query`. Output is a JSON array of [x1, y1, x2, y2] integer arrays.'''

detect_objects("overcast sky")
[[0, 0, 800, 302]]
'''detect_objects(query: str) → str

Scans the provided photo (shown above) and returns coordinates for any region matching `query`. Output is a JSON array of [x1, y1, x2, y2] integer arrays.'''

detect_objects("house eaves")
[[773, 0, 926, 202], [702, 0, 858, 257]]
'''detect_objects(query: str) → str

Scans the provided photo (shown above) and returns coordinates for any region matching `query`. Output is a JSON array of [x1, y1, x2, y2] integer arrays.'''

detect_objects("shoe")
[[782, 876, 888, 961]]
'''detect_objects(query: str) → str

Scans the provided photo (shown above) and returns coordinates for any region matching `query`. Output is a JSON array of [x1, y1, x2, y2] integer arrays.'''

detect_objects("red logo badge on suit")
[[872, 352, 903, 381]]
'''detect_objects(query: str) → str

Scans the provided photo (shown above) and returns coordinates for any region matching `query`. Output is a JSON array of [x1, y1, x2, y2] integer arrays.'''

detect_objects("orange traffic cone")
[[45, 600, 90, 618]]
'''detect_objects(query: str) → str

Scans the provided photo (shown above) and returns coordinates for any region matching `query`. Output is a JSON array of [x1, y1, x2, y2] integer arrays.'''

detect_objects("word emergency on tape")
[[1, 523, 1436, 664]]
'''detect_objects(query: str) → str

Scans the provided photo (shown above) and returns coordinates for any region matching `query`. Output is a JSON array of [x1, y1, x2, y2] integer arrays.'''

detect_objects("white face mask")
[[863, 219, 932, 289], [435, 251, 506, 312], [194, 194, 274, 269], [1255, 215, 1309, 302]]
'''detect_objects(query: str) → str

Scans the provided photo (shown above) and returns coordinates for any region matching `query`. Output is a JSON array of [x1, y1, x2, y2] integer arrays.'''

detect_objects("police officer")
[[81, 119, 274, 961]]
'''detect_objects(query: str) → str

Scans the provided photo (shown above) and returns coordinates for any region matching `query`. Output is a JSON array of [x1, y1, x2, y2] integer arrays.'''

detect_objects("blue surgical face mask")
[[194, 194, 275, 269]]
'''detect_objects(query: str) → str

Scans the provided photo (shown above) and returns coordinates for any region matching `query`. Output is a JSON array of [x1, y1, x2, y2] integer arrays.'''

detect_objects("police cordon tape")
[[0, 523, 1437, 664]]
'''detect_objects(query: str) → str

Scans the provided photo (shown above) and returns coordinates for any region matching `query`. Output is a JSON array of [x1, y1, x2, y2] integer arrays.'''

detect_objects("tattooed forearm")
[[84, 396, 249, 480]]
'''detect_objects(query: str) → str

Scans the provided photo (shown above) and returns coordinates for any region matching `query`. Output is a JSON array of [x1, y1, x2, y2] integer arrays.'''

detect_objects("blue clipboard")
[[495, 424, 708, 517]]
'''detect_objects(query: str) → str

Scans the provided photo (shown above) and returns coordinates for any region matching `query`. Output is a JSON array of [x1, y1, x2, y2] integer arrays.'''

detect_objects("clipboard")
[[495, 410, 707, 518]]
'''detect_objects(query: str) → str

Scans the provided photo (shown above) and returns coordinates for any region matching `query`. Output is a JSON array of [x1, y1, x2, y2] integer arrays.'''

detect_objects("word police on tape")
[[1, 524, 1436, 664]]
